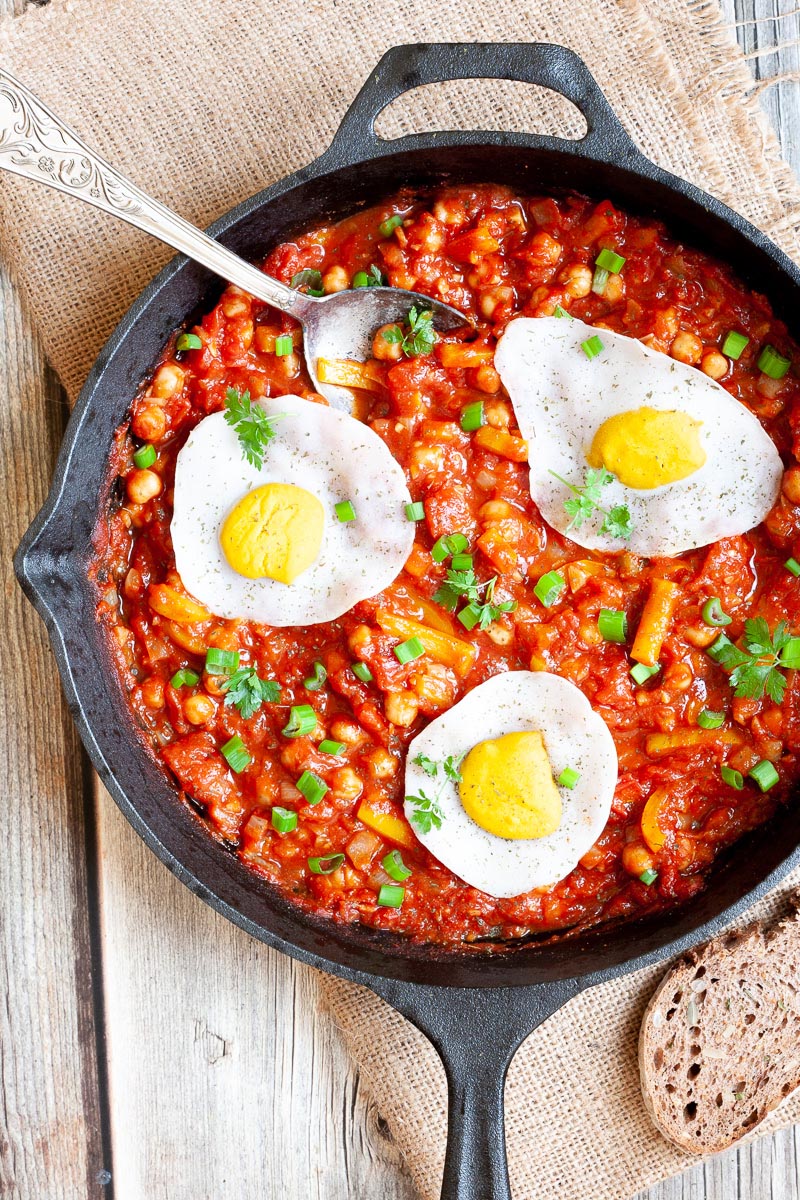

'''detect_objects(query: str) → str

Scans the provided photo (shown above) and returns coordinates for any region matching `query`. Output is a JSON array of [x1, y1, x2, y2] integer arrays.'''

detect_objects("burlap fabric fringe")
[[2, 1, 800, 1197]]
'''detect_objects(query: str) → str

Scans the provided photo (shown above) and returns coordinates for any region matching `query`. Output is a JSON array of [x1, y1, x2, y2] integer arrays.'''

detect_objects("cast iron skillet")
[[14, 41, 800, 1199]]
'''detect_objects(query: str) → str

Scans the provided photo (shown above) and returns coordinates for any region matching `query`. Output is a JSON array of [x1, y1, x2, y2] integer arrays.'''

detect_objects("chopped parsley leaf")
[[290, 268, 324, 297], [223, 387, 282, 469], [382, 305, 437, 358], [549, 466, 633, 540], [220, 667, 281, 719], [433, 568, 516, 630], [406, 751, 467, 833], [712, 617, 800, 703]]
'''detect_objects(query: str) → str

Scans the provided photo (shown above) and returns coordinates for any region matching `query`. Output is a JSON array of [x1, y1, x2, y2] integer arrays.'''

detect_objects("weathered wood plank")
[[636, 5, 800, 1197], [95, 791, 415, 1199], [0, 0, 107, 1183]]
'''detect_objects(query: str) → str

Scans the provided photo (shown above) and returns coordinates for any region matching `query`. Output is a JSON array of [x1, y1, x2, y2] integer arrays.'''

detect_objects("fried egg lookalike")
[[404, 671, 618, 898], [171, 394, 415, 626], [494, 317, 783, 557]]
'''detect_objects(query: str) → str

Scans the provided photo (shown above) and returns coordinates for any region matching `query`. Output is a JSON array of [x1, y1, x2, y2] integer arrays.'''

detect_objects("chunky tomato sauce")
[[91, 185, 800, 946]]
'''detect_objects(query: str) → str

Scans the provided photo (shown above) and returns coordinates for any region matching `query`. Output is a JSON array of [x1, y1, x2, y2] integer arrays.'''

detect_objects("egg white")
[[404, 671, 618, 899], [494, 316, 783, 557], [171, 394, 414, 626]]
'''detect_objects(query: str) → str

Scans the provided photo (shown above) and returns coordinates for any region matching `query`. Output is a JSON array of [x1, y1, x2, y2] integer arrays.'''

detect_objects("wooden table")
[[2, 2, 800, 1196]]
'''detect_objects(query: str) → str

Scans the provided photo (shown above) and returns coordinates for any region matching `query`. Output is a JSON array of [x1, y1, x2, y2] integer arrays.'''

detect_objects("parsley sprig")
[[224, 387, 282, 470], [433, 569, 516, 630], [406, 752, 466, 834], [712, 618, 800, 703], [290, 268, 324, 297], [382, 305, 437, 358], [220, 667, 281, 719], [549, 466, 633, 541]]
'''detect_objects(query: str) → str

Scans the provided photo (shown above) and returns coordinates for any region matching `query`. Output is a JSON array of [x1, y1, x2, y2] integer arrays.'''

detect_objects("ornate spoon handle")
[[0, 67, 307, 316]]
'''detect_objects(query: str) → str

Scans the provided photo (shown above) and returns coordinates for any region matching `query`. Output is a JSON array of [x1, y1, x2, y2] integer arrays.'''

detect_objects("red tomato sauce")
[[90, 184, 800, 946]]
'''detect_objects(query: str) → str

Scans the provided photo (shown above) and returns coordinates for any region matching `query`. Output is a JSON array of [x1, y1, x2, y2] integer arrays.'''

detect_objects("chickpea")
[[701, 350, 728, 380], [329, 718, 365, 746], [579, 619, 603, 647], [479, 286, 514, 320], [603, 273, 625, 303], [132, 404, 166, 442], [483, 399, 512, 428], [384, 690, 419, 728], [684, 623, 719, 649], [782, 466, 800, 505], [367, 747, 399, 779], [323, 265, 350, 294], [332, 766, 363, 802], [141, 676, 165, 709], [559, 263, 593, 299], [151, 362, 185, 400], [669, 331, 703, 365], [348, 624, 372, 657], [663, 662, 693, 692], [220, 289, 251, 318], [528, 231, 562, 265], [127, 468, 162, 505], [654, 307, 679, 343], [622, 842, 656, 878], [372, 323, 404, 362], [184, 694, 216, 725], [409, 443, 445, 479], [479, 499, 513, 523], [473, 363, 501, 394]]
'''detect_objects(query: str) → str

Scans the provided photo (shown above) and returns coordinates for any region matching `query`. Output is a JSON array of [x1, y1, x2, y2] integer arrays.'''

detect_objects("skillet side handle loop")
[[369, 977, 582, 1200], [325, 42, 643, 168]]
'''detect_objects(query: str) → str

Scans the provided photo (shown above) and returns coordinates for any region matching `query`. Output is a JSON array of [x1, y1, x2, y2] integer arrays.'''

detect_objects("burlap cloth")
[[4, 1, 800, 1196]]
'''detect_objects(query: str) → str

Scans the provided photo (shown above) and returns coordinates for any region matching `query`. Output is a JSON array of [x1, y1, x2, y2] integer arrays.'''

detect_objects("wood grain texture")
[[94, 793, 414, 1200], [634, 10, 800, 1200], [2, 1, 800, 1198], [0, 0, 108, 1185]]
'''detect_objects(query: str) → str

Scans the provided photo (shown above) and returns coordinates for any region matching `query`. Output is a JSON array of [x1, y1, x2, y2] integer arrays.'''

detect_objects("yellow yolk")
[[220, 482, 324, 584], [587, 407, 706, 489], [458, 731, 562, 840]]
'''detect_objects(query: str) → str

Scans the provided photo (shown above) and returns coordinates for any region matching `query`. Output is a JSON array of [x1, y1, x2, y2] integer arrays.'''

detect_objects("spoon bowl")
[[293, 284, 467, 408]]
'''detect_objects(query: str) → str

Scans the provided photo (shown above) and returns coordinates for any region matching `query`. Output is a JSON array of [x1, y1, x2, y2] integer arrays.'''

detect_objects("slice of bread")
[[639, 892, 800, 1154]]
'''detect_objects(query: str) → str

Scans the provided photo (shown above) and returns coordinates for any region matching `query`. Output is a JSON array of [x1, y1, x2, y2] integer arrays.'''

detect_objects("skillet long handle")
[[439, 1035, 515, 1199], [369, 977, 582, 1200], [0, 68, 307, 317]]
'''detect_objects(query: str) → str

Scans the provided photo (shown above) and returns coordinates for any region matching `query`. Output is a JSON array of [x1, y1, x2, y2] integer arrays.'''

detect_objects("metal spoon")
[[0, 68, 467, 408]]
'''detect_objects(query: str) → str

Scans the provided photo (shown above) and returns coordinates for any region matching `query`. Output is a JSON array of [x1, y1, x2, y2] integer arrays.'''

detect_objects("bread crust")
[[639, 892, 800, 1154]]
